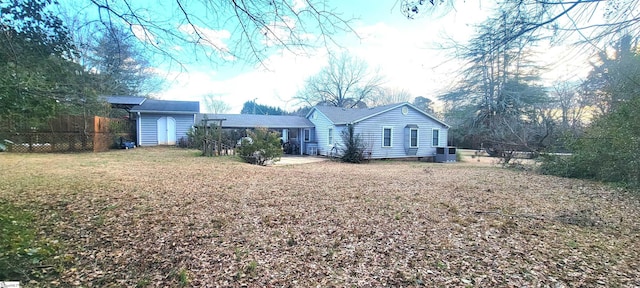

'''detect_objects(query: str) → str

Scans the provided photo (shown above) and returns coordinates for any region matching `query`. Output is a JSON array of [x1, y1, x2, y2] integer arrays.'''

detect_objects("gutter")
[[131, 110, 197, 114]]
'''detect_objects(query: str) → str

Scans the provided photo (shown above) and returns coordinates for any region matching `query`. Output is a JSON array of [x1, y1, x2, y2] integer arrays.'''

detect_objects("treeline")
[[434, 1, 640, 189]]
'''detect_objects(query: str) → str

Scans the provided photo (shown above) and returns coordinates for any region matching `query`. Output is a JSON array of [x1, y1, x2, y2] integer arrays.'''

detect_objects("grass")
[[0, 201, 60, 282], [1, 147, 640, 286], [177, 268, 189, 287]]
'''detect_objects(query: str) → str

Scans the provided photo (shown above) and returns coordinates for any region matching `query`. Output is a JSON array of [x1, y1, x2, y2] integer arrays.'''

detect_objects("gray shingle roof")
[[311, 102, 449, 127], [312, 103, 399, 124], [196, 114, 314, 129], [104, 96, 146, 105], [130, 99, 200, 113]]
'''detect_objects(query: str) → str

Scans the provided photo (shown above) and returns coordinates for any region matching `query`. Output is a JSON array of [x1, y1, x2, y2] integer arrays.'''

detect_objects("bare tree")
[[402, 0, 640, 45], [81, 0, 355, 67], [203, 93, 232, 114], [369, 87, 412, 106], [296, 52, 385, 108]]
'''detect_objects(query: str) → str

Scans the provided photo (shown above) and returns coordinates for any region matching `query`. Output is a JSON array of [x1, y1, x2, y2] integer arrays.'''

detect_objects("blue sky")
[[65, 0, 593, 113]]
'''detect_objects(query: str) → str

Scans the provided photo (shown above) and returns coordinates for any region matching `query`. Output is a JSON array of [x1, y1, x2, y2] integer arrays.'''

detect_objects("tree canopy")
[[295, 52, 384, 108], [241, 100, 286, 115], [0, 0, 92, 130]]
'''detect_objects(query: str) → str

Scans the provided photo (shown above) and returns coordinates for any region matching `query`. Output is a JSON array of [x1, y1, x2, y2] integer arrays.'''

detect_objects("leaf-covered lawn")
[[1, 147, 639, 287]]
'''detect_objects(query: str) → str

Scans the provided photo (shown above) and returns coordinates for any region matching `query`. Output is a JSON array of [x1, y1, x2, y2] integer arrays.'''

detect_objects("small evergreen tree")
[[340, 124, 367, 163], [237, 127, 283, 165]]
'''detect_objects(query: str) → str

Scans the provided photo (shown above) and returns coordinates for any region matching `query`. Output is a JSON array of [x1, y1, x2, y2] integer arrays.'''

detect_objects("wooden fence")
[[0, 115, 134, 153]]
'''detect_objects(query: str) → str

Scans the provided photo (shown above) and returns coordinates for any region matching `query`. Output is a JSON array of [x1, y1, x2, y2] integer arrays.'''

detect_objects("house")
[[106, 97, 450, 159], [106, 96, 200, 146], [306, 102, 449, 159]]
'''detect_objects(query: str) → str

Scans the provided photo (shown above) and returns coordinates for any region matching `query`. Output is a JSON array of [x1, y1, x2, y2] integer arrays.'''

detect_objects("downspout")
[[137, 112, 142, 146]]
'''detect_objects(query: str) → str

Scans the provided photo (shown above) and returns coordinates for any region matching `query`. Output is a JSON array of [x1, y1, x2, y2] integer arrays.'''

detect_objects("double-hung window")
[[328, 128, 333, 145], [432, 128, 440, 147], [304, 129, 311, 142], [382, 127, 392, 147], [410, 128, 419, 148]]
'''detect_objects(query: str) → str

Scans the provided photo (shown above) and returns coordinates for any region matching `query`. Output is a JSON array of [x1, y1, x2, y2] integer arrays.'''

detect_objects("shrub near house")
[[237, 127, 283, 165]]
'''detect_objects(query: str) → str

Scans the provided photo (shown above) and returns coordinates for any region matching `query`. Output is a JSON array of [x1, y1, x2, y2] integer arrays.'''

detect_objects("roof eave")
[[220, 125, 315, 129], [353, 102, 450, 128], [304, 107, 317, 118], [309, 108, 338, 125]]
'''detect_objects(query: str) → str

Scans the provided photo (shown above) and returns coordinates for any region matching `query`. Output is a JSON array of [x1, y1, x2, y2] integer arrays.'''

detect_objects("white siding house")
[[307, 103, 449, 159], [106, 97, 450, 159]]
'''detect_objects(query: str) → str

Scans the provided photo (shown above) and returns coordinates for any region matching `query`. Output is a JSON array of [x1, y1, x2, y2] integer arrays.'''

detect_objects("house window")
[[382, 127, 392, 147], [432, 128, 440, 147], [410, 128, 418, 148], [328, 128, 333, 145], [304, 129, 310, 142]]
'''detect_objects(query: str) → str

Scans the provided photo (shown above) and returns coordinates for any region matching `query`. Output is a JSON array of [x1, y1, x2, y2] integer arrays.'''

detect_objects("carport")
[[195, 114, 317, 156]]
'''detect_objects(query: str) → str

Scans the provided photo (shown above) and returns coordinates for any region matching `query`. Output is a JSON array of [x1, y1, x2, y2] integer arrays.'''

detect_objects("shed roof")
[[310, 102, 449, 127], [197, 114, 314, 129], [104, 96, 147, 110], [104, 96, 147, 105], [130, 99, 200, 114]]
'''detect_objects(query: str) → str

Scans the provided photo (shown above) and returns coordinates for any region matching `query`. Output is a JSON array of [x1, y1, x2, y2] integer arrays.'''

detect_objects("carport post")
[[201, 118, 226, 156], [217, 119, 223, 154]]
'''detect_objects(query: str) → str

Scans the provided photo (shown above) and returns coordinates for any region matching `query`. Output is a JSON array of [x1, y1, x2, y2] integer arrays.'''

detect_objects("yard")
[[1, 148, 639, 287]]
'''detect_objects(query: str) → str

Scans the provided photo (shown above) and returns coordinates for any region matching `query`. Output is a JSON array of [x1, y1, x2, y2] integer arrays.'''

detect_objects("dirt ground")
[[1, 147, 639, 287]]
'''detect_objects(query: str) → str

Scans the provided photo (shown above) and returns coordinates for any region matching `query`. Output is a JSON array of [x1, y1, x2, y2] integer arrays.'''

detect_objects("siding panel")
[[139, 113, 195, 146]]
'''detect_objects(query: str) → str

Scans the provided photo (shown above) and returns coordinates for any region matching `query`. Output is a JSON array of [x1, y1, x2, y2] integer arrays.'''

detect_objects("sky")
[[147, 1, 492, 113], [66, 0, 596, 114]]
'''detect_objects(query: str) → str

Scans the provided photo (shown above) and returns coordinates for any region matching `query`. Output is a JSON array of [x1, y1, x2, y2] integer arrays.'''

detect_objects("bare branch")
[[82, 0, 356, 68]]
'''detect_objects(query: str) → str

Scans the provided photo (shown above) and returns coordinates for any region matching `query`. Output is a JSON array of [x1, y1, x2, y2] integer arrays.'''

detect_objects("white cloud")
[[292, 0, 307, 13], [293, 0, 307, 12], [348, 22, 457, 99], [261, 16, 298, 47], [156, 48, 328, 113], [131, 24, 157, 44], [178, 24, 235, 61], [214, 50, 328, 113]]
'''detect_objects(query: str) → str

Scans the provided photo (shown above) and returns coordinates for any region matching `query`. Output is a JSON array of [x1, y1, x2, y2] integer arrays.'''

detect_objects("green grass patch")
[[0, 201, 60, 282]]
